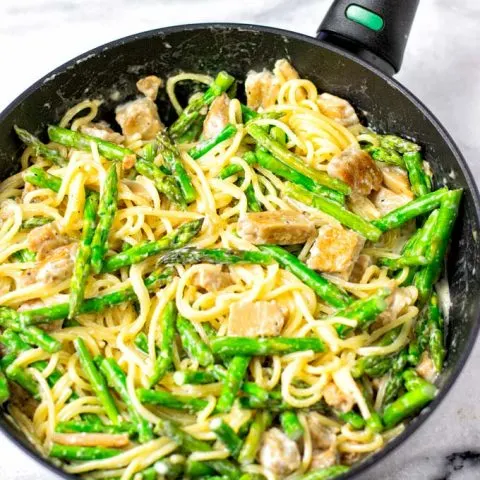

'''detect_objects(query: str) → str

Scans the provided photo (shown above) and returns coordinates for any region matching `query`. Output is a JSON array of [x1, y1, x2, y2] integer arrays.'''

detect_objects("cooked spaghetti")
[[0, 59, 460, 480]]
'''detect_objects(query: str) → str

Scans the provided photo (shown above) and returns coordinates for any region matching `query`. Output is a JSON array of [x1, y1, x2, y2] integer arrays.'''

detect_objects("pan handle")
[[317, 0, 419, 75]]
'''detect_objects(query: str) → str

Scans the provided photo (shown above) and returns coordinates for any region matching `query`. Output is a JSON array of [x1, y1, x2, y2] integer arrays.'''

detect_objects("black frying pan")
[[1, 1, 479, 478]]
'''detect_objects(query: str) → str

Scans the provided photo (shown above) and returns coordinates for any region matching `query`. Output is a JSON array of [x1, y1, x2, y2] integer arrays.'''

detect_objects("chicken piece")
[[52, 432, 130, 448], [307, 225, 365, 280], [323, 381, 355, 413], [273, 58, 300, 82], [228, 300, 285, 337], [349, 254, 372, 283], [9, 383, 39, 418], [381, 166, 414, 198], [122, 153, 137, 170], [191, 265, 233, 292], [327, 146, 383, 196], [20, 243, 77, 287], [341, 451, 365, 466], [203, 93, 230, 139], [347, 193, 381, 221], [115, 97, 164, 140], [258, 428, 301, 476], [238, 210, 315, 245], [79, 121, 124, 144], [377, 286, 418, 325], [136, 75, 163, 101], [317, 93, 360, 128], [245, 70, 280, 110], [311, 447, 338, 470], [306, 413, 336, 450], [370, 187, 412, 216], [416, 352, 437, 383], [27, 222, 70, 261]]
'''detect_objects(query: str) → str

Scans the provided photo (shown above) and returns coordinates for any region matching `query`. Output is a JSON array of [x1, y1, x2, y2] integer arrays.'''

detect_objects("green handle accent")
[[346, 5, 384, 31]]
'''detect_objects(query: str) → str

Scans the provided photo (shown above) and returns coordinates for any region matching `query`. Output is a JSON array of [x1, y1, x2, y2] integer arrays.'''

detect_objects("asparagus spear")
[[157, 131, 196, 204], [280, 411, 304, 440], [91, 163, 119, 274], [11, 249, 36, 263], [176, 114, 205, 144], [336, 410, 365, 430], [238, 411, 271, 465], [20, 217, 54, 231], [102, 218, 203, 272], [216, 355, 250, 413], [372, 188, 448, 232], [240, 104, 284, 123], [48, 125, 135, 163], [402, 370, 433, 392], [73, 338, 120, 424], [156, 247, 273, 267], [260, 245, 351, 308], [427, 293, 445, 372], [135, 158, 186, 207], [244, 183, 262, 212], [185, 459, 215, 477], [380, 135, 420, 154], [211, 336, 325, 357], [154, 455, 186, 479], [176, 315, 214, 367], [16, 325, 62, 354], [4, 364, 39, 399], [173, 369, 217, 385], [50, 444, 121, 461], [363, 145, 405, 167], [284, 182, 382, 241], [256, 149, 345, 204], [378, 255, 429, 270], [149, 300, 176, 386], [246, 124, 350, 194], [140, 142, 158, 163], [0, 371, 10, 404], [209, 418, 243, 457], [69, 191, 99, 318], [136, 388, 208, 412], [270, 126, 287, 145], [291, 465, 350, 480], [383, 349, 409, 406], [24, 166, 62, 192], [55, 420, 136, 435], [218, 151, 257, 180], [404, 151, 430, 198], [188, 124, 238, 159], [169, 71, 235, 139], [14, 126, 67, 166], [19, 267, 174, 325]]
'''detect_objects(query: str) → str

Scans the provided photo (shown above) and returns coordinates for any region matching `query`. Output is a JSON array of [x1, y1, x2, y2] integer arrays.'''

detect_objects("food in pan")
[[0, 59, 460, 479]]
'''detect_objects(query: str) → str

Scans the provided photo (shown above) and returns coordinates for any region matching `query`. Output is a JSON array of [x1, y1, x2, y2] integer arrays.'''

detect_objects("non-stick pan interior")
[[0, 24, 479, 479]]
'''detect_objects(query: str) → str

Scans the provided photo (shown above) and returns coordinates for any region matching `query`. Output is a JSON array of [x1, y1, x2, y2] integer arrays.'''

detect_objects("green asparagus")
[[188, 124, 237, 159], [11, 249, 36, 263], [50, 444, 121, 461], [363, 145, 404, 167], [24, 166, 62, 192], [404, 151, 430, 198], [280, 411, 304, 440], [0, 371, 10, 404], [238, 411, 271, 465], [218, 151, 257, 180], [291, 465, 350, 480], [380, 135, 420, 154], [216, 355, 250, 413], [176, 315, 214, 367], [55, 420, 136, 435], [209, 418, 243, 457], [20, 217, 54, 231], [137, 388, 208, 412], [173, 369, 217, 385], [244, 183, 262, 212], [427, 293, 445, 372]]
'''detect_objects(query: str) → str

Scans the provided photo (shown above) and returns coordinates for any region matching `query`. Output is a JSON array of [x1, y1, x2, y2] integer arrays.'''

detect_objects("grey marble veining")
[[0, 1, 480, 479]]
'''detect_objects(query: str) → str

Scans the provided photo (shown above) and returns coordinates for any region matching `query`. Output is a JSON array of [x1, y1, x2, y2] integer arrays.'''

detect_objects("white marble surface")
[[1, 0, 480, 479]]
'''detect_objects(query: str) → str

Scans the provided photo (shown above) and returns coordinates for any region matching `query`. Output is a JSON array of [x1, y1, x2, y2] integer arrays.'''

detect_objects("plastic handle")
[[317, 0, 419, 75]]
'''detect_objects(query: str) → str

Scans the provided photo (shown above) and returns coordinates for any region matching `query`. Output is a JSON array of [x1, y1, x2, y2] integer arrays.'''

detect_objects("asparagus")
[[244, 183, 262, 212], [209, 418, 243, 457], [135, 158, 186, 207], [260, 245, 351, 308], [336, 410, 365, 430], [149, 300, 177, 386], [378, 255, 428, 270], [99, 357, 153, 442], [291, 465, 350, 480], [256, 149, 345, 204], [154, 455, 186, 479], [11, 249, 36, 263], [402, 370, 433, 392], [176, 315, 214, 367], [73, 338, 120, 424], [383, 349, 409, 406], [238, 411, 271, 465], [19, 267, 174, 325], [91, 163, 119, 274], [284, 182, 382, 241], [48, 125, 135, 162], [24, 166, 62, 192], [156, 247, 273, 267], [211, 336, 325, 357], [69, 191, 99, 318], [102, 218, 203, 272], [240, 104, 284, 123], [173, 369, 217, 385], [218, 151, 257, 180], [55, 420, 136, 435], [246, 123, 350, 194], [380, 135, 420, 154], [4, 364, 39, 399], [427, 293, 445, 372], [280, 411, 304, 440], [155, 418, 212, 452], [140, 142, 158, 163], [176, 114, 205, 144], [382, 382, 437, 429], [372, 188, 448, 232], [216, 355, 250, 413], [20, 217, 54, 231], [363, 145, 405, 167], [50, 444, 121, 461], [270, 126, 287, 145], [136, 388, 208, 412], [169, 71, 235, 139], [0, 371, 10, 404], [185, 460, 215, 477], [404, 151, 430, 198], [134, 332, 155, 355], [14, 126, 67, 166], [188, 124, 238, 160], [16, 325, 62, 354]]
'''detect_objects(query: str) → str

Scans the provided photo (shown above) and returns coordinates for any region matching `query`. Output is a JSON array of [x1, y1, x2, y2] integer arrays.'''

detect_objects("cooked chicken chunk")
[[317, 93, 360, 128], [259, 428, 301, 476], [227, 300, 285, 337], [381, 166, 414, 198], [27, 222, 70, 260], [245, 70, 280, 110], [370, 187, 412, 216], [115, 97, 164, 140], [307, 225, 365, 280], [192, 265, 233, 292], [306, 413, 336, 450], [327, 146, 383, 196], [323, 381, 355, 413], [136, 75, 163, 101], [238, 210, 315, 245], [378, 286, 418, 325], [416, 352, 437, 383], [349, 254, 372, 283], [9, 383, 39, 418], [203, 93, 230, 139], [79, 121, 124, 144], [273, 58, 300, 82], [311, 447, 338, 470]]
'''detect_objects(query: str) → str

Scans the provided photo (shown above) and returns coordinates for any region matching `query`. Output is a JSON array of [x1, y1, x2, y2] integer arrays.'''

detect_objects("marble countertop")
[[1, 0, 479, 479]]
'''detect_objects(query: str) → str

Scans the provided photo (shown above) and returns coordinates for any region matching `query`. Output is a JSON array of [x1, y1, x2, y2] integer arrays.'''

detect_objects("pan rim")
[[0, 21, 479, 480]]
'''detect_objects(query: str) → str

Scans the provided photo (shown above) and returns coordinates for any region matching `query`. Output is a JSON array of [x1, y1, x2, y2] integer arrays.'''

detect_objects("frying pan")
[[0, 0, 479, 478]]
